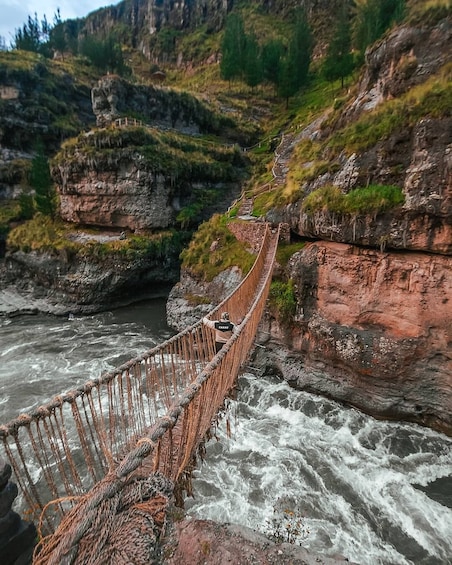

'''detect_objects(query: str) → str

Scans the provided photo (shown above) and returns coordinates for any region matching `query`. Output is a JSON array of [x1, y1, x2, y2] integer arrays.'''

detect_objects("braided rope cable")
[[1, 224, 280, 552]]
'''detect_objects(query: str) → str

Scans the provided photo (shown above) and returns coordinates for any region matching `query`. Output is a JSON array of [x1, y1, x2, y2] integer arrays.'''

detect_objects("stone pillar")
[[0, 458, 36, 565], [279, 222, 291, 244]]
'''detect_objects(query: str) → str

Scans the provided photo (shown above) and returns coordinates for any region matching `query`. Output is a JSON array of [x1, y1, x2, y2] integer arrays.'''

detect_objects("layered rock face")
[[275, 113, 452, 255], [91, 75, 230, 134], [0, 239, 181, 315], [82, 0, 232, 38], [261, 16, 452, 435], [255, 242, 451, 435], [77, 0, 340, 48], [52, 141, 244, 231], [53, 77, 247, 231], [57, 168, 177, 230]]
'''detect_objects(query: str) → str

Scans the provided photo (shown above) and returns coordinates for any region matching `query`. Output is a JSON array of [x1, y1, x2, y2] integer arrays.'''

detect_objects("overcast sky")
[[0, 0, 119, 46]]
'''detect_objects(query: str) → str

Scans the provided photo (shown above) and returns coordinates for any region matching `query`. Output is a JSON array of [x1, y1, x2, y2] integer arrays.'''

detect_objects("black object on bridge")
[[0, 458, 37, 565]]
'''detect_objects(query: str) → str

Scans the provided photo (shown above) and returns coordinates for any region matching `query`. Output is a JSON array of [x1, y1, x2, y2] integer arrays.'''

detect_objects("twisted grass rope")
[[3, 224, 280, 561]]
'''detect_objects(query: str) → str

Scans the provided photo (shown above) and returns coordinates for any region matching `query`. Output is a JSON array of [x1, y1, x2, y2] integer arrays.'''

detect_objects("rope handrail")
[[0, 223, 280, 546]]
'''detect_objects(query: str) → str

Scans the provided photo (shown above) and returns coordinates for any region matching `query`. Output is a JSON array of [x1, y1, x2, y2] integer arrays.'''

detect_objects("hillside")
[[0, 2, 451, 564], [0, 0, 451, 435]]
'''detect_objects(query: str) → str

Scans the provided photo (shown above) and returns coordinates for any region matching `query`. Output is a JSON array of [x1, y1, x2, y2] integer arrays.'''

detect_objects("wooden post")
[[0, 458, 37, 565]]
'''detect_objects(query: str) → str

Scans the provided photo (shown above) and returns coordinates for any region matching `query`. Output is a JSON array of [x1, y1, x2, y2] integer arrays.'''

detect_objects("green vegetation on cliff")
[[6, 214, 187, 260], [326, 64, 452, 157], [0, 50, 97, 152], [302, 184, 405, 216], [0, 201, 20, 236], [180, 214, 255, 281], [1, 0, 450, 276], [52, 125, 248, 182], [269, 279, 297, 324]]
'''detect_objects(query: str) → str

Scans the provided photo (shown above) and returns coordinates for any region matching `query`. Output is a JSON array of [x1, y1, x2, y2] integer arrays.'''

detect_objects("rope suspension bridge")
[[0, 222, 280, 564]]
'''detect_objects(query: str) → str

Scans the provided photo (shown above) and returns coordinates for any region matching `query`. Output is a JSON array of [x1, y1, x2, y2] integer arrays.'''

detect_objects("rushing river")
[[1, 300, 451, 565]]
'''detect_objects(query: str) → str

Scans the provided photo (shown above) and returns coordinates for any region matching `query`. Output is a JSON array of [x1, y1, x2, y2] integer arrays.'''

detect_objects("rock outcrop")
[[91, 75, 239, 136], [0, 232, 182, 316], [51, 123, 247, 231], [268, 17, 451, 254], [72, 0, 343, 64], [161, 517, 356, 565], [0, 459, 36, 565], [166, 14, 452, 436], [269, 113, 451, 254], [0, 52, 95, 202], [254, 241, 452, 435], [50, 76, 251, 231], [0, 55, 94, 153], [166, 265, 243, 330], [259, 15, 452, 435]]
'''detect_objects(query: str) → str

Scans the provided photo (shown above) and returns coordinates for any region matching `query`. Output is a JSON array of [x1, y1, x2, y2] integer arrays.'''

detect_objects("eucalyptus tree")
[[290, 7, 313, 91], [220, 13, 247, 83], [323, 1, 355, 88], [277, 7, 313, 106], [244, 32, 263, 90], [13, 13, 43, 52], [262, 39, 284, 91], [353, 0, 405, 56]]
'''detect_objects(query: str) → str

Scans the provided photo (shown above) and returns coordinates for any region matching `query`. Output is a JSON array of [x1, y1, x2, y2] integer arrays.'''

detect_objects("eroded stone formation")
[[257, 16, 452, 435]]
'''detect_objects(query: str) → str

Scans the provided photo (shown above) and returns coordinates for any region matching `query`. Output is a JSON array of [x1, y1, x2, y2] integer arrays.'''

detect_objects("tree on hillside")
[[19, 192, 35, 220], [64, 20, 81, 54], [49, 9, 67, 58], [29, 145, 56, 218], [244, 32, 263, 90], [13, 14, 43, 52], [277, 53, 299, 108], [277, 8, 313, 106], [262, 39, 284, 90], [12, 10, 68, 57], [290, 7, 313, 91], [220, 13, 247, 83], [322, 1, 355, 88], [353, 0, 405, 56], [80, 35, 127, 75]]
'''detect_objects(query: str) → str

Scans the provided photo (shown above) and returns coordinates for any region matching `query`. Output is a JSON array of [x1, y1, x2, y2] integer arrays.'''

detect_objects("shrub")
[[269, 279, 296, 322], [262, 497, 310, 545], [276, 242, 305, 267], [180, 214, 254, 281], [302, 184, 404, 216]]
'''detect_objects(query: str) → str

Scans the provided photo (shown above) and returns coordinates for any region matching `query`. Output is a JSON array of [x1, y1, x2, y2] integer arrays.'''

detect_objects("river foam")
[[186, 374, 452, 565], [1, 307, 451, 564]]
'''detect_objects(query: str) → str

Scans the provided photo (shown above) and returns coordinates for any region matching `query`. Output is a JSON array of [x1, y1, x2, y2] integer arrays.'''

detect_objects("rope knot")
[[17, 413, 32, 426], [36, 406, 50, 418], [136, 437, 156, 447], [161, 415, 174, 430], [63, 391, 78, 403], [135, 437, 156, 455]]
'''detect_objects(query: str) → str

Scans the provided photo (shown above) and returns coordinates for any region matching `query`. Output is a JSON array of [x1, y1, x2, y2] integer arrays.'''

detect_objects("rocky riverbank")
[[161, 516, 357, 565]]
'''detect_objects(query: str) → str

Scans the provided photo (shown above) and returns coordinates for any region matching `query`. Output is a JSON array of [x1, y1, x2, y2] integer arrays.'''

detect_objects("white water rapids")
[[0, 300, 451, 565]]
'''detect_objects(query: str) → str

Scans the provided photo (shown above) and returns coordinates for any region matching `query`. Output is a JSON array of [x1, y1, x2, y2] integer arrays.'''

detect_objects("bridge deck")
[[1, 223, 280, 555]]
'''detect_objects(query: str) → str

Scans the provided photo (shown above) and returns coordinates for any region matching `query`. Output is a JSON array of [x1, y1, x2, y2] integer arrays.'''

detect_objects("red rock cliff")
[[258, 14, 452, 435]]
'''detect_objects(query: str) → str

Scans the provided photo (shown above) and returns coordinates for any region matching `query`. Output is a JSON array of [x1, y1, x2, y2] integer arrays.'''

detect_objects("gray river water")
[[0, 300, 451, 565]]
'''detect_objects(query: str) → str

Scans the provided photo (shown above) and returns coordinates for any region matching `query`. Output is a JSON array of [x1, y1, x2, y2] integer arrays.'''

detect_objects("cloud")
[[0, 0, 113, 46], [0, 3, 30, 43]]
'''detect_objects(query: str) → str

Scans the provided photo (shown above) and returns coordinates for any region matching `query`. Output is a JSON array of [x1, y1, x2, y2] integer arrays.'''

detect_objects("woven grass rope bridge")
[[0, 223, 281, 564]]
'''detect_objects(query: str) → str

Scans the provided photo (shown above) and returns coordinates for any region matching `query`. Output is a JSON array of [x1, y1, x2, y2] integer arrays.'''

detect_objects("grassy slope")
[[2, 0, 449, 280]]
